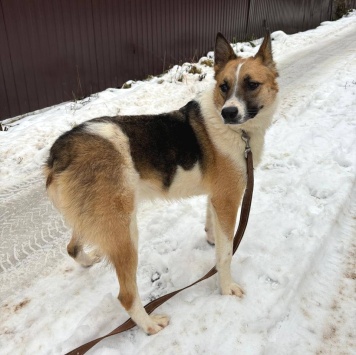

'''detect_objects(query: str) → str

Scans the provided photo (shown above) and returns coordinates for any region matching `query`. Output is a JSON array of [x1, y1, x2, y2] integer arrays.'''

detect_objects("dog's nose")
[[221, 106, 238, 123]]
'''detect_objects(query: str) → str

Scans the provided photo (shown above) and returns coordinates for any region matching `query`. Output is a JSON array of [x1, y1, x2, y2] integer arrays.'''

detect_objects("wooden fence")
[[0, 0, 343, 120]]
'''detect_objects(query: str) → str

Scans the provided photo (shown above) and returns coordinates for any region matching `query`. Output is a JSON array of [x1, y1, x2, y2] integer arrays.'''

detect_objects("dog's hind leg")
[[107, 213, 170, 335], [67, 233, 101, 267]]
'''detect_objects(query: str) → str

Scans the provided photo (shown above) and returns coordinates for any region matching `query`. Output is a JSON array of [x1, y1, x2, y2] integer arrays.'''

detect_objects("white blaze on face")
[[222, 62, 246, 119]]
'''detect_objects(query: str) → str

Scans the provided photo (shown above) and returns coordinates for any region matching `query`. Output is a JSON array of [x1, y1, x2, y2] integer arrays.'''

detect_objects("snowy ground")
[[1, 13, 356, 355]]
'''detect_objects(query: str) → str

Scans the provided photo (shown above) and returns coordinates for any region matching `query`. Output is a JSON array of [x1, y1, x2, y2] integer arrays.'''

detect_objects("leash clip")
[[241, 130, 251, 159]]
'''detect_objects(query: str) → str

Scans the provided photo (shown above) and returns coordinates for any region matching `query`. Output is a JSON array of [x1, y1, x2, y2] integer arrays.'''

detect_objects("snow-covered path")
[[259, 25, 356, 354], [1, 15, 355, 355]]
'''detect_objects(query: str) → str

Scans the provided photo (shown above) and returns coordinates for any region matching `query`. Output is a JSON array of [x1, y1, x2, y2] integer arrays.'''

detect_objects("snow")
[[1, 12, 356, 355]]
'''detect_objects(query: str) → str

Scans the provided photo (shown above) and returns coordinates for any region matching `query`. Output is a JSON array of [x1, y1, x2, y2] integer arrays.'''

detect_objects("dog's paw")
[[205, 227, 215, 245], [221, 283, 244, 298], [145, 314, 170, 335]]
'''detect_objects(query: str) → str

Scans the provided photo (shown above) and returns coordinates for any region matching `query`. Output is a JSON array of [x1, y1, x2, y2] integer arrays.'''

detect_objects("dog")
[[45, 32, 278, 334]]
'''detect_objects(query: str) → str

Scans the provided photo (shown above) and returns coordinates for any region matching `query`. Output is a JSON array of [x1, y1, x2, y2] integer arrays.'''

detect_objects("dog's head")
[[213, 32, 279, 125]]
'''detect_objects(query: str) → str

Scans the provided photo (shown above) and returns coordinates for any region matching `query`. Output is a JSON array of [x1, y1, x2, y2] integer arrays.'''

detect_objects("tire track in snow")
[[263, 179, 356, 355], [0, 175, 70, 299], [0, 178, 67, 272]]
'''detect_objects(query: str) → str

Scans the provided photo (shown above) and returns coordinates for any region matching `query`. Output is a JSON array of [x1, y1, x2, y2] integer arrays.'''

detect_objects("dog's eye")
[[247, 81, 260, 90], [220, 83, 229, 93]]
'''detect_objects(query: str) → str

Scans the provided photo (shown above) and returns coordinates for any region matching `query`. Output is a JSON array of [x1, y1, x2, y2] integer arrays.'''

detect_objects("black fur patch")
[[91, 101, 204, 188], [246, 105, 260, 118]]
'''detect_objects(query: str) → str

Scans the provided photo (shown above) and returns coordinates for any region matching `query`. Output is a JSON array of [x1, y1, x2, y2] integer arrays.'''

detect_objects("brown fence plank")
[[2, 0, 31, 115], [0, 0, 12, 118]]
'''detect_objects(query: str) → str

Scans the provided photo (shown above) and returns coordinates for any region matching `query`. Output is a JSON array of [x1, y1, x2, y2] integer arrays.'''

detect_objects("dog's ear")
[[255, 31, 276, 71], [214, 33, 237, 72]]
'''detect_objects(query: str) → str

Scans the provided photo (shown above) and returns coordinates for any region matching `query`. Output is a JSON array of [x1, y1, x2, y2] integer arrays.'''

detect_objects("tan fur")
[[45, 32, 278, 334], [209, 153, 246, 239]]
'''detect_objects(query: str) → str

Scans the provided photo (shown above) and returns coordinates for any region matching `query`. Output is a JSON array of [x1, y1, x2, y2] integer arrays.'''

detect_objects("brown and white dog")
[[45, 32, 278, 334]]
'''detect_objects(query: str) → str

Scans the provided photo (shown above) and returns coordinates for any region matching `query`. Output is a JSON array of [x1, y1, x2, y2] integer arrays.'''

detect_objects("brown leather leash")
[[66, 131, 254, 355]]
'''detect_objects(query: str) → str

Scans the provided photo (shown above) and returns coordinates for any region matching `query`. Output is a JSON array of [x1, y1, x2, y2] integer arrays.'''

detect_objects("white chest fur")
[[138, 163, 206, 201]]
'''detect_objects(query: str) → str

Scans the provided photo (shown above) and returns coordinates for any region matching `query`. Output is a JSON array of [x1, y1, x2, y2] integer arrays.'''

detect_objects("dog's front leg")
[[210, 194, 244, 297], [205, 197, 216, 245]]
